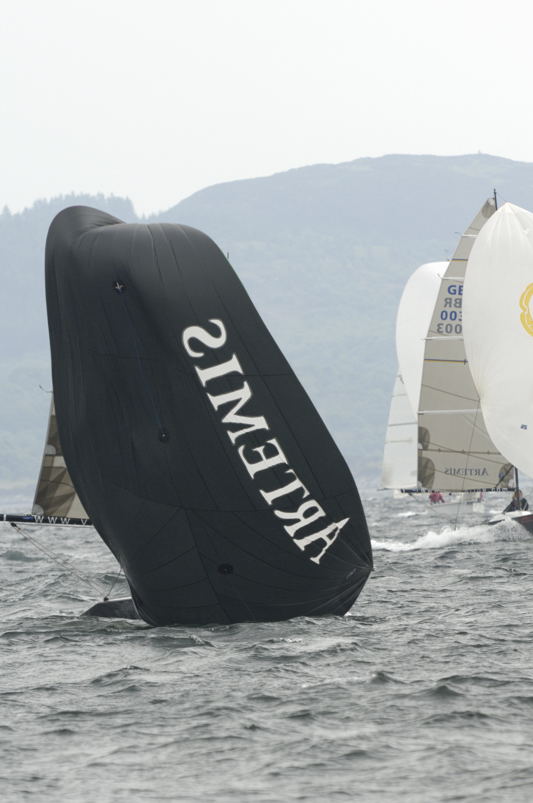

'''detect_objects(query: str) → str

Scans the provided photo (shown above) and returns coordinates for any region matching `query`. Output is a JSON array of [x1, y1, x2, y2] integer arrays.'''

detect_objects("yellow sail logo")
[[520, 284, 533, 335]]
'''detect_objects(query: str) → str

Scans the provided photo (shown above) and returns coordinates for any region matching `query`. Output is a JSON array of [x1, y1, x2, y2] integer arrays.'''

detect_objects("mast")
[[515, 467, 520, 496]]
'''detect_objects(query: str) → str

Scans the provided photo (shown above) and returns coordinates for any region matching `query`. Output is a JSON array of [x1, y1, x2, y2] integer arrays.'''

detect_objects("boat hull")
[[487, 510, 533, 534], [83, 597, 139, 619]]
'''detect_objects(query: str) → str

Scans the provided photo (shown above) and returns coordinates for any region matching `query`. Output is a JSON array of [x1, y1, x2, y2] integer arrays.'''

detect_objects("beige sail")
[[32, 399, 88, 518], [418, 199, 514, 492]]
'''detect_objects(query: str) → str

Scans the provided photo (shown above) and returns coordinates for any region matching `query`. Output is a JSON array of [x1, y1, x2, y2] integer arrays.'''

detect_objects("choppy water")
[[2, 492, 533, 802]]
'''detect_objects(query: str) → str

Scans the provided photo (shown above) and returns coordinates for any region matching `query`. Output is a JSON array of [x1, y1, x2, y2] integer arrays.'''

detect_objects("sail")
[[381, 261, 445, 490], [32, 400, 88, 519], [464, 202, 533, 480], [396, 261, 447, 414], [381, 373, 418, 490], [417, 199, 514, 492], [45, 206, 372, 626]]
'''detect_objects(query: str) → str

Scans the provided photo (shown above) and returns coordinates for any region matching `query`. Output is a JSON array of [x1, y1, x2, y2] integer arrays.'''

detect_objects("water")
[[1, 493, 533, 802]]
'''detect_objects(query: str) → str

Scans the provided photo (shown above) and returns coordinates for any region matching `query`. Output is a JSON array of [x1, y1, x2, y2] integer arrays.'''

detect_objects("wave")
[[0, 549, 41, 562], [371, 518, 529, 552], [396, 511, 422, 518]]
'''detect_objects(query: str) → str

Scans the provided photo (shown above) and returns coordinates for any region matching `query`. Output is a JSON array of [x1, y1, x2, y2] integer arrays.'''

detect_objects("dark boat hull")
[[83, 597, 140, 619]]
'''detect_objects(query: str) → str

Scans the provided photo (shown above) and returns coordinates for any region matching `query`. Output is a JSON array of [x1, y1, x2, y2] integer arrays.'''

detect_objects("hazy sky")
[[3, 0, 533, 216]]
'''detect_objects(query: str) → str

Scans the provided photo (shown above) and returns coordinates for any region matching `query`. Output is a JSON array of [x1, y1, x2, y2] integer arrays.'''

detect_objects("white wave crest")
[[372, 519, 529, 552]]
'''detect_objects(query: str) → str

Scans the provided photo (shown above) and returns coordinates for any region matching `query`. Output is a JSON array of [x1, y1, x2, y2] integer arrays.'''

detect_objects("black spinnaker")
[[46, 206, 372, 626]]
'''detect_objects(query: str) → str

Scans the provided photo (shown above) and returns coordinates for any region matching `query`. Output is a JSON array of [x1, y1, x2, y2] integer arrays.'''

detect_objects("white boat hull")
[[487, 510, 533, 533]]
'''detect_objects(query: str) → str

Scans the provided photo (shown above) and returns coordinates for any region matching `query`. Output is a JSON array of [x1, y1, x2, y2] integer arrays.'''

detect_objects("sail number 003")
[[437, 308, 462, 334]]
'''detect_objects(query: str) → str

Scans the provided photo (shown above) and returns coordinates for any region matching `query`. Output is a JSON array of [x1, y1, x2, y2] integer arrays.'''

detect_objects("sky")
[[3, 0, 533, 216]]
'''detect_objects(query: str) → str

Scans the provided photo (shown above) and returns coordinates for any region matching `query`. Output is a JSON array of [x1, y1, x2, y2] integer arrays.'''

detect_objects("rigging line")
[[104, 565, 124, 600], [423, 432, 506, 461], [424, 444, 504, 461], [10, 522, 106, 596], [423, 359, 468, 365], [419, 384, 479, 404]]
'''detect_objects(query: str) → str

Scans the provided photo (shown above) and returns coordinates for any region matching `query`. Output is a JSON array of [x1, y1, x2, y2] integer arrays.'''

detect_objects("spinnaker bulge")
[[464, 202, 533, 481], [46, 206, 372, 625]]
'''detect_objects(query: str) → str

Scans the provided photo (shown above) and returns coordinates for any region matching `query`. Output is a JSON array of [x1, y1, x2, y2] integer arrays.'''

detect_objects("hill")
[[2, 154, 533, 494]]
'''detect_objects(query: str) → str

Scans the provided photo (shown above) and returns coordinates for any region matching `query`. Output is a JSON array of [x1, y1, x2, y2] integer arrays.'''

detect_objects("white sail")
[[396, 261, 447, 414], [417, 199, 514, 492], [382, 262, 444, 490], [381, 373, 418, 490], [32, 399, 88, 519], [463, 202, 533, 480]]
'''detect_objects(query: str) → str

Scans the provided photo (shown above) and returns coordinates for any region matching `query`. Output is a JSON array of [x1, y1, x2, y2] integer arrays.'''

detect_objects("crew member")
[[503, 489, 529, 512]]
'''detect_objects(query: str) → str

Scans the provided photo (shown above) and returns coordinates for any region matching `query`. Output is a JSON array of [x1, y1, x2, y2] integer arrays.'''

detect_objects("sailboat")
[[1, 399, 91, 526], [382, 198, 516, 514], [18, 204, 372, 626], [463, 201, 533, 533], [382, 261, 446, 500]]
